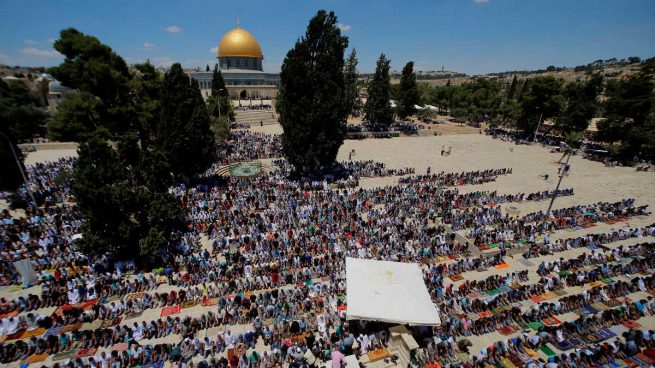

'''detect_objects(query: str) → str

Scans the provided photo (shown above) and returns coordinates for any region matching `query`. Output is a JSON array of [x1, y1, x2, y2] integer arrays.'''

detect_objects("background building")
[[192, 23, 280, 100]]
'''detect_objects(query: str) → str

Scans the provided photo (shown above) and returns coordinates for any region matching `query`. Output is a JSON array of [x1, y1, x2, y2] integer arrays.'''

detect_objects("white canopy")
[[346, 257, 441, 326], [414, 104, 425, 110], [425, 104, 439, 111]]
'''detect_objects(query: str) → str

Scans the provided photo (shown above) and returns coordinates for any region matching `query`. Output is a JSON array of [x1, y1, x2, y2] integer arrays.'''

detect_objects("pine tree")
[[277, 10, 349, 173], [344, 49, 361, 116], [507, 75, 518, 100], [208, 65, 231, 119], [364, 54, 394, 126], [396, 61, 419, 119]]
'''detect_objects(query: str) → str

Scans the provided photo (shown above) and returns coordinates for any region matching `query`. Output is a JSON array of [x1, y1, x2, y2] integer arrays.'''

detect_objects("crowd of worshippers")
[[213, 131, 283, 166], [2, 129, 655, 368], [464, 199, 650, 249]]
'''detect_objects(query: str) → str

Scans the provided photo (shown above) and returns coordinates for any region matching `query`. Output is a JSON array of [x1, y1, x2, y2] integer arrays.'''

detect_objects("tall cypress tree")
[[364, 53, 393, 126], [344, 49, 361, 116], [208, 65, 231, 119], [211, 65, 227, 98], [277, 10, 349, 173], [396, 61, 419, 119], [507, 75, 518, 100], [158, 64, 215, 179]]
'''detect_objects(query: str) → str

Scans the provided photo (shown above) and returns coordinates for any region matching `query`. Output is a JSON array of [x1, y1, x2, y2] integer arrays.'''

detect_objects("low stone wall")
[[18, 142, 78, 151]]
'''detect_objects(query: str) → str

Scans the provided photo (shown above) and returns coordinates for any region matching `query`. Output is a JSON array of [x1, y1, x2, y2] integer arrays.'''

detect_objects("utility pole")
[[0, 132, 38, 210], [539, 146, 572, 235]]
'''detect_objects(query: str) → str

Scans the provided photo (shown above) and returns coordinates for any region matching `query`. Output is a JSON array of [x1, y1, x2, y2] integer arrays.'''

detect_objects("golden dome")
[[218, 27, 263, 59]]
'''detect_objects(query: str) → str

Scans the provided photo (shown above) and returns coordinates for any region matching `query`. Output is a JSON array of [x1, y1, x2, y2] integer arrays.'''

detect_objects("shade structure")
[[345, 257, 441, 326]]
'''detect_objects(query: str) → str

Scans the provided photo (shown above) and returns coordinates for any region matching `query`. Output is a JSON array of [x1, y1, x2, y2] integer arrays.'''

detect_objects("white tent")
[[346, 257, 441, 326], [425, 105, 439, 111], [414, 104, 425, 110]]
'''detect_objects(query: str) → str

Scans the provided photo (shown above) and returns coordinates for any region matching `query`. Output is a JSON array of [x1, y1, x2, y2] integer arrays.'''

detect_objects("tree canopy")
[[396, 61, 420, 119], [277, 10, 349, 173], [343, 49, 361, 116], [364, 53, 393, 126]]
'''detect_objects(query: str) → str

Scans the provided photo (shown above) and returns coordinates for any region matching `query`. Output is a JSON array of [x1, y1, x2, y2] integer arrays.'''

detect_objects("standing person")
[[331, 345, 347, 368]]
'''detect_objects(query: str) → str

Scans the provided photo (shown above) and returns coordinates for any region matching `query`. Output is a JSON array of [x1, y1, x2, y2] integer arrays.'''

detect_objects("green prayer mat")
[[539, 345, 556, 357], [52, 349, 78, 361], [528, 321, 544, 330], [517, 321, 530, 330], [602, 278, 616, 285], [557, 271, 571, 276], [486, 288, 501, 296]]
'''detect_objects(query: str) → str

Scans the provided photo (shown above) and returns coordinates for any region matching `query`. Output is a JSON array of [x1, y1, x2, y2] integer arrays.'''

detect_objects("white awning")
[[346, 257, 441, 326]]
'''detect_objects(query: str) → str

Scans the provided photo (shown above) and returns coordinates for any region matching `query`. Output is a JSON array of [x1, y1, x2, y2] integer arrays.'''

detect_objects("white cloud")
[[164, 25, 182, 33], [209, 46, 218, 54], [47, 38, 56, 44], [474, 0, 489, 3], [149, 56, 174, 67], [23, 39, 38, 45], [143, 42, 155, 50], [0, 52, 11, 64], [338, 23, 352, 31], [20, 48, 61, 57]]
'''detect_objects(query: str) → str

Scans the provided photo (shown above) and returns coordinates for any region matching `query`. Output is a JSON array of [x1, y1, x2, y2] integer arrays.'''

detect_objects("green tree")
[[556, 75, 602, 133], [396, 61, 420, 119], [277, 10, 349, 173], [207, 65, 233, 122], [48, 91, 101, 141], [0, 79, 46, 190], [343, 49, 361, 116], [597, 69, 654, 161], [49, 28, 134, 136], [506, 76, 518, 100], [364, 53, 394, 126], [517, 76, 564, 135], [130, 62, 162, 147], [157, 64, 215, 179]]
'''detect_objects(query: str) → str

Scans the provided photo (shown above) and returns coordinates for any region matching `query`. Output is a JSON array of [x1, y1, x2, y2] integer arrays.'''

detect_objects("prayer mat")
[[517, 321, 530, 330], [500, 358, 518, 368], [528, 321, 544, 330], [622, 320, 642, 329], [602, 278, 617, 285], [479, 311, 494, 318], [592, 302, 610, 311], [486, 288, 501, 296], [518, 258, 535, 267], [180, 300, 197, 309], [104, 295, 122, 303], [60, 323, 83, 334], [201, 298, 218, 306], [77, 348, 98, 358], [542, 316, 562, 326], [588, 281, 604, 288], [160, 305, 180, 317], [123, 311, 143, 321], [569, 337, 584, 348], [495, 263, 509, 269], [0, 310, 18, 319], [44, 327, 60, 338], [583, 305, 600, 315], [598, 328, 616, 341], [508, 354, 524, 367], [557, 340, 574, 351], [467, 291, 480, 299], [449, 274, 464, 282], [585, 333, 602, 344], [635, 353, 654, 365], [80, 319, 102, 331], [23, 352, 49, 364], [604, 299, 623, 308], [499, 285, 511, 293], [456, 353, 469, 362], [510, 302, 523, 308], [510, 282, 523, 289], [367, 348, 390, 362], [530, 295, 545, 303], [541, 292, 556, 300], [498, 326, 516, 335], [557, 270, 572, 276], [539, 345, 556, 357], [524, 348, 540, 358], [469, 313, 480, 321], [553, 289, 567, 296], [125, 292, 145, 301], [52, 349, 78, 361], [113, 343, 128, 351], [101, 319, 120, 328], [5, 329, 25, 341]]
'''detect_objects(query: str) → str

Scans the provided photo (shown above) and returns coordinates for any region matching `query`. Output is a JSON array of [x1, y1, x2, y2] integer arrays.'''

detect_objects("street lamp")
[[0, 132, 38, 209], [539, 141, 572, 235]]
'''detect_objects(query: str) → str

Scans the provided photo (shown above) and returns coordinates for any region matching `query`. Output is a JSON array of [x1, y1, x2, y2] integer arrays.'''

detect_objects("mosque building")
[[192, 22, 280, 100]]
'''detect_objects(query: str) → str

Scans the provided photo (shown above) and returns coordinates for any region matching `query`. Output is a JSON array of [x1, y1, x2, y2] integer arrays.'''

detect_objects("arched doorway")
[[240, 90, 247, 99]]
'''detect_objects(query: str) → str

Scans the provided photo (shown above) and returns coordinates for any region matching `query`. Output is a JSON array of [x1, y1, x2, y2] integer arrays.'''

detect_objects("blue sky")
[[0, 0, 653, 75]]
